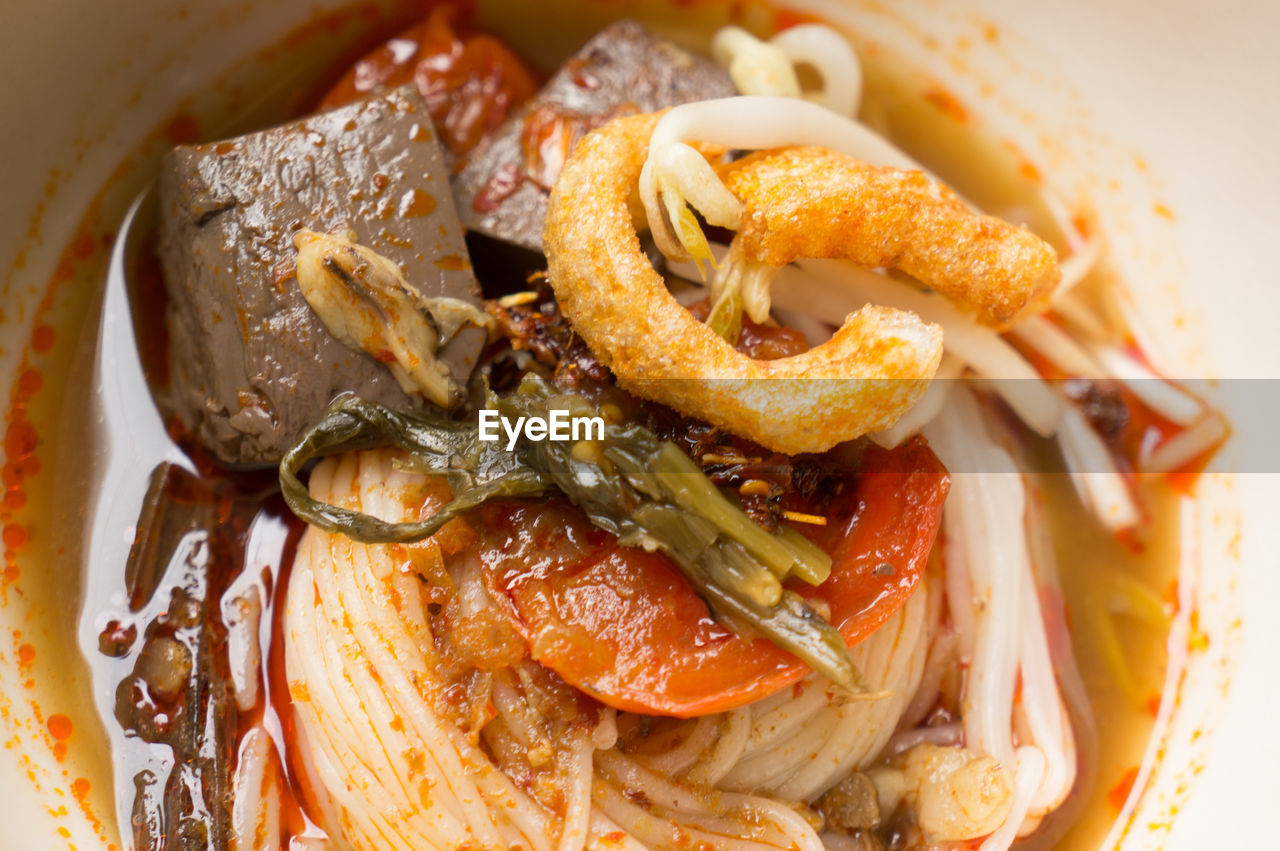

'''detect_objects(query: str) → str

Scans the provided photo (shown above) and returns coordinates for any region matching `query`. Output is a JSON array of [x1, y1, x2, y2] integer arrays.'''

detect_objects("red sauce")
[[319, 4, 537, 159], [475, 440, 948, 717], [685, 298, 811, 360], [132, 230, 172, 389], [47, 713, 73, 741], [471, 162, 521, 212], [1113, 343, 1225, 493], [30, 325, 55, 353], [1006, 318, 1224, 490], [1107, 766, 1140, 810], [2, 524, 27, 550], [164, 114, 200, 145], [924, 88, 968, 124], [260, 504, 330, 841], [519, 103, 634, 190], [773, 8, 822, 31]]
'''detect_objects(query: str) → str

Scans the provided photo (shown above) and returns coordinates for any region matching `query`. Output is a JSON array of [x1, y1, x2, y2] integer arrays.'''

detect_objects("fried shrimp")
[[544, 112, 943, 455], [638, 96, 1058, 329], [721, 147, 1060, 327]]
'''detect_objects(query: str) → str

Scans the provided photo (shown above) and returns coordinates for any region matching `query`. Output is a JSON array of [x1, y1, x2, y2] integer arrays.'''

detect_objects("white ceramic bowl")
[[0, 0, 1275, 847]]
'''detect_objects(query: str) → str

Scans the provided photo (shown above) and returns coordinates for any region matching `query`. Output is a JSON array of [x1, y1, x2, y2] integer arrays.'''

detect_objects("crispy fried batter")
[[722, 147, 1059, 328], [543, 113, 943, 455]]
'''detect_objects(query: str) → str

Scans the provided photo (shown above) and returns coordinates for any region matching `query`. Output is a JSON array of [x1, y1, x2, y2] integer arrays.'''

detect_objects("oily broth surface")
[[1045, 475, 1180, 851], [860, 58, 1182, 849], [40, 3, 1180, 845]]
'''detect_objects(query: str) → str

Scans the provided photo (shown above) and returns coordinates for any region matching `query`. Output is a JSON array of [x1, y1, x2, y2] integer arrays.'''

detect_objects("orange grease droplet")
[[1107, 766, 1139, 810], [398, 187, 437, 218], [31, 325, 55, 353], [2, 524, 27, 550], [71, 232, 96, 260], [47, 713, 73, 741], [4, 421, 38, 460], [434, 254, 469, 271], [923, 88, 968, 123]]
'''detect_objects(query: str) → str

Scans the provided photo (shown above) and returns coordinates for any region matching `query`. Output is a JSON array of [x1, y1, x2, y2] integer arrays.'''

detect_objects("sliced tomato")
[[476, 438, 949, 717]]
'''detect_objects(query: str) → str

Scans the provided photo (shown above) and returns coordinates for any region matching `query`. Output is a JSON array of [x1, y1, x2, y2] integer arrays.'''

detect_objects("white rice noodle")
[[594, 749, 824, 851], [1036, 183, 1090, 256], [1057, 406, 1141, 533], [718, 583, 930, 801], [1051, 234, 1103, 297], [870, 355, 961, 448], [1138, 411, 1230, 474], [922, 388, 1076, 841], [1005, 314, 1102, 379], [1090, 343, 1204, 426], [285, 452, 560, 850], [896, 566, 952, 730], [557, 736, 595, 851], [285, 449, 838, 851], [942, 524, 977, 668], [897, 627, 960, 732], [685, 707, 752, 787], [1014, 557, 1077, 814], [592, 708, 619, 750], [586, 813, 648, 851], [793, 259, 1062, 436], [639, 715, 721, 777], [922, 394, 1023, 768], [980, 747, 1047, 851], [231, 725, 282, 851], [1049, 290, 1112, 340]]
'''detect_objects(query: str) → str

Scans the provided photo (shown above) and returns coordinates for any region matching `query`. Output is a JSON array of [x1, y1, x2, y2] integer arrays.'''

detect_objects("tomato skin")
[[320, 6, 536, 157], [478, 438, 949, 717]]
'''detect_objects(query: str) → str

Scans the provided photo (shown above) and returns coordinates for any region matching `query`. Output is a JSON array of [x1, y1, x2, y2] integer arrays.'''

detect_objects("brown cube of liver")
[[157, 85, 483, 466], [453, 20, 736, 254]]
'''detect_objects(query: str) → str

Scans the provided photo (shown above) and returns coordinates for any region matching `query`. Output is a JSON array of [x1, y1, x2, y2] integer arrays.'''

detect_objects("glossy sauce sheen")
[[319, 6, 538, 159], [476, 440, 948, 717]]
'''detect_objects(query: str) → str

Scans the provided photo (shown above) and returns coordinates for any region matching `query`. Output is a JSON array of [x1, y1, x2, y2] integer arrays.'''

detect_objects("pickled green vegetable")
[[279, 377, 861, 692]]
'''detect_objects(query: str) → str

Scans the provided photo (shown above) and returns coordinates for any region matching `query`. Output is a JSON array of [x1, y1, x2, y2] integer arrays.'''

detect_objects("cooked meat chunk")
[[453, 20, 736, 253], [157, 85, 483, 466], [820, 772, 883, 833]]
